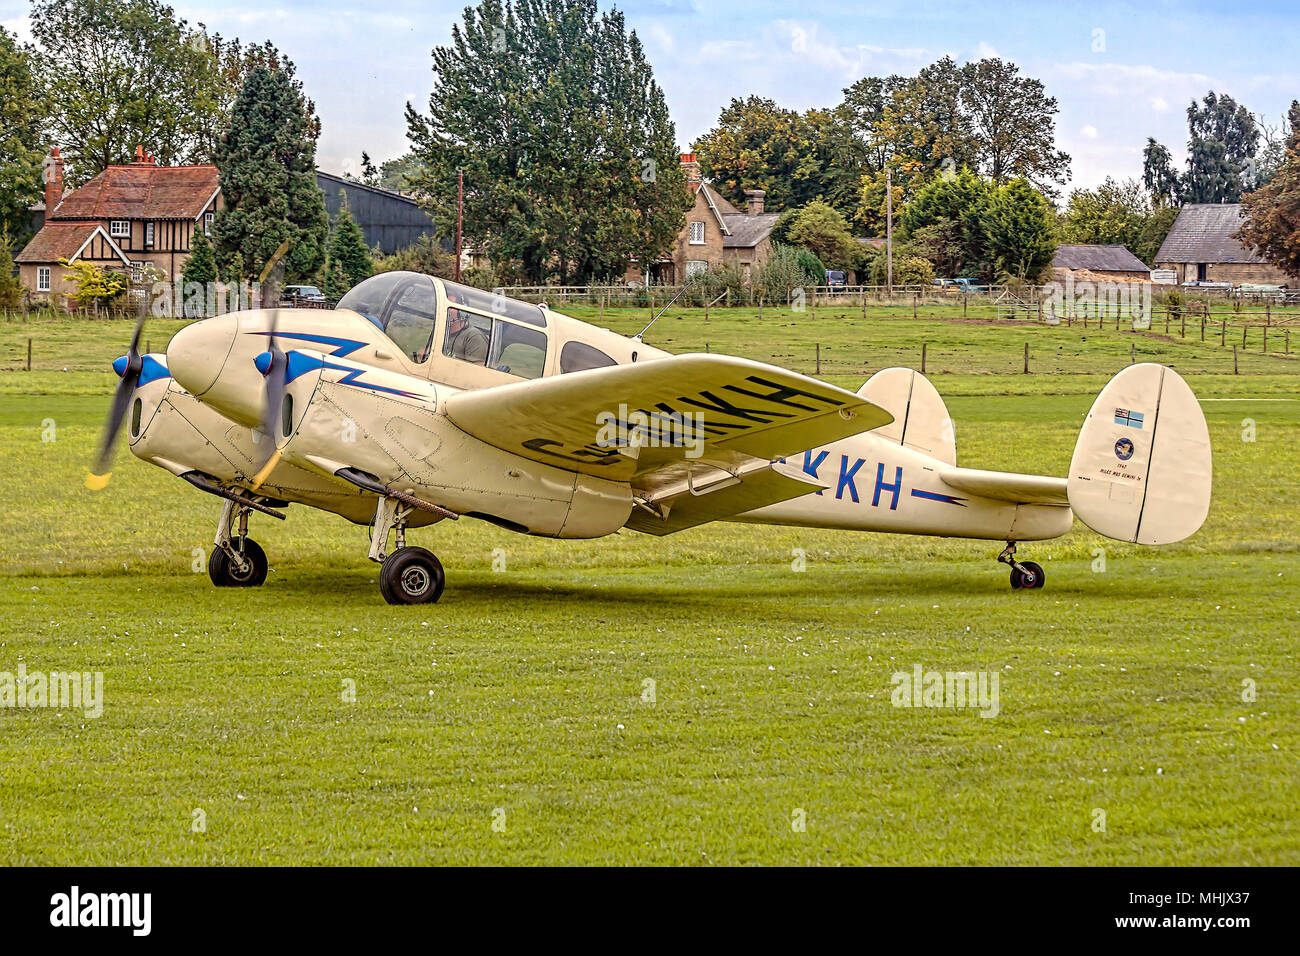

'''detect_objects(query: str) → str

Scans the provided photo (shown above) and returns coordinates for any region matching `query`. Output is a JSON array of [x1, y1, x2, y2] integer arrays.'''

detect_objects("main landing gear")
[[997, 542, 1044, 590], [210, 499, 270, 587], [370, 496, 445, 605]]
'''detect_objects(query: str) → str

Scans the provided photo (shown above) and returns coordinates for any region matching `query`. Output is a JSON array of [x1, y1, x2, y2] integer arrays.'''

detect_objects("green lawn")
[[0, 308, 1296, 864]]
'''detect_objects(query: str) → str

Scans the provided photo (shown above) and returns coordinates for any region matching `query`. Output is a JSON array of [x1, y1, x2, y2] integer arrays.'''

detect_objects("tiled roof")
[[51, 164, 219, 221], [721, 212, 779, 248], [15, 222, 106, 263], [1154, 204, 1265, 264], [1052, 243, 1149, 272]]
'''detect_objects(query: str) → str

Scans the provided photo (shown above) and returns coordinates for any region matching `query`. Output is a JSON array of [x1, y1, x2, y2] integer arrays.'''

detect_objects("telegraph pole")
[[885, 168, 893, 296], [455, 170, 464, 282]]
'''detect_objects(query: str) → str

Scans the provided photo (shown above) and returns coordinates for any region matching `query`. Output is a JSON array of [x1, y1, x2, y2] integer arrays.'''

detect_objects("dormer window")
[[109, 220, 130, 238], [689, 221, 705, 245]]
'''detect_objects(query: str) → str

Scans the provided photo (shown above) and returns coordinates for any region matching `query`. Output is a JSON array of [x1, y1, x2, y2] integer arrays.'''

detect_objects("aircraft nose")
[[167, 314, 239, 397]]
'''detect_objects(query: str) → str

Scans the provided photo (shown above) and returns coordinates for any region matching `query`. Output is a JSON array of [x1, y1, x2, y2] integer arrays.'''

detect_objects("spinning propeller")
[[86, 314, 147, 491], [251, 313, 287, 488]]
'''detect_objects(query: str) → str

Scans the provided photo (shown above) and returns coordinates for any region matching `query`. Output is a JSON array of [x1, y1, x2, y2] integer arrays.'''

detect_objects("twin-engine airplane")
[[92, 271, 1212, 604]]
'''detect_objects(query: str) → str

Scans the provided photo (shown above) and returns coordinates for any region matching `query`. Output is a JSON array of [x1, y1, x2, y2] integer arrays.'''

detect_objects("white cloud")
[[1149, 96, 1170, 112], [975, 41, 1000, 60], [1080, 124, 1098, 139]]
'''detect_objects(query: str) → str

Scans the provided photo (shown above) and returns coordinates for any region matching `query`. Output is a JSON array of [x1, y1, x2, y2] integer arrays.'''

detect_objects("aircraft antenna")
[[634, 274, 706, 342]]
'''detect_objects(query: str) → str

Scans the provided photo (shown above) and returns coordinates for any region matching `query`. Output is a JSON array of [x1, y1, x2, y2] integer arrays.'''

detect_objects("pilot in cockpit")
[[446, 309, 489, 364]]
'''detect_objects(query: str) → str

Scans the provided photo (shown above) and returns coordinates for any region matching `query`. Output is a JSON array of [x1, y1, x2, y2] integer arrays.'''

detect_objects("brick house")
[[16, 147, 222, 305], [628, 153, 779, 285], [1154, 203, 1295, 286]]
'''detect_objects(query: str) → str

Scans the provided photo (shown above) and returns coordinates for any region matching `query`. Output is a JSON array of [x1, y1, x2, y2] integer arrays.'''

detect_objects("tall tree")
[[987, 178, 1057, 279], [899, 167, 994, 278], [182, 228, 217, 285], [406, 0, 687, 284], [328, 198, 373, 290], [1183, 91, 1259, 203], [878, 57, 976, 184], [212, 60, 329, 289], [31, 0, 220, 181], [1060, 177, 1150, 251], [1238, 100, 1300, 280], [960, 58, 1070, 194], [692, 96, 810, 213], [1142, 137, 1181, 206], [0, 26, 47, 249]]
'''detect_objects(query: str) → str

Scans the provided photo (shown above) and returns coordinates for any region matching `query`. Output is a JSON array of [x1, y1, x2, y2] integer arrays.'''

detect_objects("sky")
[[4, 0, 1298, 196]]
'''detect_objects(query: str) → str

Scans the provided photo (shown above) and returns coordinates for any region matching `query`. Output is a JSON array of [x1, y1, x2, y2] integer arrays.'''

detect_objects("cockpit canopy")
[[336, 271, 550, 376]]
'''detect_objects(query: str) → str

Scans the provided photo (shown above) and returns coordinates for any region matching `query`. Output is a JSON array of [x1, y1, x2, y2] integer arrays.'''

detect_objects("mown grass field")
[[0, 305, 1296, 865]]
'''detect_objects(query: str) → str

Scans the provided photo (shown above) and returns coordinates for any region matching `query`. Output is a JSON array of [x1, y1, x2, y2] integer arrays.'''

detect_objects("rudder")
[[1068, 363, 1211, 545]]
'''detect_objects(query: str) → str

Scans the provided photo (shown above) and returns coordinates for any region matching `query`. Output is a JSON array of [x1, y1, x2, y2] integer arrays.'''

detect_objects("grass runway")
[[1, 305, 1296, 864]]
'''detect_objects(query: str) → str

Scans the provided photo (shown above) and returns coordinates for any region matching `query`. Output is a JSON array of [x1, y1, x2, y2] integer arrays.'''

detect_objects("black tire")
[[208, 538, 269, 588], [379, 546, 445, 605], [1010, 560, 1045, 590]]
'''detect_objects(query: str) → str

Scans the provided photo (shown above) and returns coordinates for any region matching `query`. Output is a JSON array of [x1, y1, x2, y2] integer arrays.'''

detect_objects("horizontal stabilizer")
[[938, 467, 1069, 506]]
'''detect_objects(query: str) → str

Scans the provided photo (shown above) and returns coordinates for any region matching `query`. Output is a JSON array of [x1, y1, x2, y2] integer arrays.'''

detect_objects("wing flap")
[[444, 354, 892, 480], [625, 457, 829, 536]]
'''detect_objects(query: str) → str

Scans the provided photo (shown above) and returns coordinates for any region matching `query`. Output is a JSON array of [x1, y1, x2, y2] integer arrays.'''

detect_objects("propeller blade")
[[253, 313, 286, 488], [87, 313, 147, 490]]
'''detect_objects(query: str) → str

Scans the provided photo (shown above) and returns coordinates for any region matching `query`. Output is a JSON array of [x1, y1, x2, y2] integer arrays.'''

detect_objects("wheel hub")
[[401, 566, 429, 595]]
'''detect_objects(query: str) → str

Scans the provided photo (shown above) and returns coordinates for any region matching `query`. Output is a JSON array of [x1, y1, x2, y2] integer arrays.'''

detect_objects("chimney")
[[744, 189, 766, 216], [680, 152, 701, 187], [135, 145, 145, 164], [43, 147, 64, 212]]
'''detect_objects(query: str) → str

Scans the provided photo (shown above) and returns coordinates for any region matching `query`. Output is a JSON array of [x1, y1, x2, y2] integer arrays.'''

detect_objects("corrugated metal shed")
[[316, 172, 441, 255]]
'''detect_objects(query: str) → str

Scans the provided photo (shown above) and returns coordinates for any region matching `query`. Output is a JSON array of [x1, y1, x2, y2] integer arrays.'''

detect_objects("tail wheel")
[[209, 537, 269, 587], [1010, 560, 1045, 590], [379, 546, 445, 605]]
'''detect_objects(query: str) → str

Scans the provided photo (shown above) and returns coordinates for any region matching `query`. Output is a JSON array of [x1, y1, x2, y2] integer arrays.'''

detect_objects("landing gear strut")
[[997, 542, 1044, 590], [370, 497, 445, 605], [210, 499, 269, 587]]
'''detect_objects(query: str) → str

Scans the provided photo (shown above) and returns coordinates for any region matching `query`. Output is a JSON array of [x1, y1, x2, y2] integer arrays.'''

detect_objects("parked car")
[[281, 284, 327, 304], [824, 270, 846, 287]]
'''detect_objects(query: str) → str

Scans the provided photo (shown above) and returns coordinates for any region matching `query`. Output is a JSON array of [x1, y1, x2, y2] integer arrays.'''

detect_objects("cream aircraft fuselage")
[[106, 271, 1212, 603]]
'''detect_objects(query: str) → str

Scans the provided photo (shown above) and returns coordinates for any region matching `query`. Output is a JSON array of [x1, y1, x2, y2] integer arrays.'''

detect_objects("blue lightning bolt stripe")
[[248, 331, 368, 357], [910, 488, 967, 507], [262, 350, 425, 399]]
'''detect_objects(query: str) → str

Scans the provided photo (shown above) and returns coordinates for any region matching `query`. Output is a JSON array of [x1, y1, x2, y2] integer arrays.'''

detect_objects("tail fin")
[[1068, 363, 1211, 545], [858, 367, 956, 465]]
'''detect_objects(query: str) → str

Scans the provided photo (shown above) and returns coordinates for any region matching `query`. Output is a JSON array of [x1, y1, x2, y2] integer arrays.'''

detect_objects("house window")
[[145, 222, 155, 246], [204, 212, 214, 236], [130, 261, 143, 284], [110, 220, 130, 238], [37, 266, 51, 292], [686, 260, 708, 278], [689, 221, 706, 245]]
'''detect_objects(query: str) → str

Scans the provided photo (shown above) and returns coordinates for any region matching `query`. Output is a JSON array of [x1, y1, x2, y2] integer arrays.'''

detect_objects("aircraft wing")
[[443, 354, 892, 481], [937, 466, 1070, 506]]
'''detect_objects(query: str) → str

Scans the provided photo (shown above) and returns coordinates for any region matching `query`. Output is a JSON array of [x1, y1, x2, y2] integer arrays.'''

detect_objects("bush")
[[868, 250, 935, 286], [756, 243, 824, 302]]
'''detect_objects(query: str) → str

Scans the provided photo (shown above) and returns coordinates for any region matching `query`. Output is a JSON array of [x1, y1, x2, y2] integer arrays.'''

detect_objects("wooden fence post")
[[27, 337, 32, 371], [1023, 341, 1029, 374], [921, 342, 927, 374], [1233, 345, 1239, 374], [815, 343, 820, 375]]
